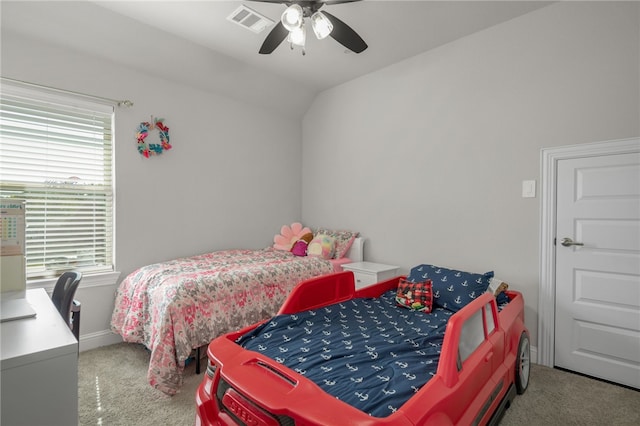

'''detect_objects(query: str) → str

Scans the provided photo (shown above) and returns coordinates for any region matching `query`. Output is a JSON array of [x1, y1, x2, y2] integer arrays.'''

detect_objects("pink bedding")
[[111, 248, 335, 395]]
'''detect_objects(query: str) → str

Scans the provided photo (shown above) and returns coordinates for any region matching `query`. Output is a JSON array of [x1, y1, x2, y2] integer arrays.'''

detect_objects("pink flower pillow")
[[273, 223, 312, 251]]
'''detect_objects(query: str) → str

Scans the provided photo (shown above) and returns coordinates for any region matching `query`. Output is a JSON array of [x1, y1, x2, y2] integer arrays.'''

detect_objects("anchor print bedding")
[[236, 289, 454, 417]]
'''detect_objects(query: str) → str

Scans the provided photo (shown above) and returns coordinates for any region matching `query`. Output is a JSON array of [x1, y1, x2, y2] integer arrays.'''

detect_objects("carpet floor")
[[79, 343, 639, 425]]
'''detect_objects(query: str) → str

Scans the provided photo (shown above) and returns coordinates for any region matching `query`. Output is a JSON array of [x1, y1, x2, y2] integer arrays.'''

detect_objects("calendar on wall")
[[1, 199, 26, 294], [1, 199, 25, 256]]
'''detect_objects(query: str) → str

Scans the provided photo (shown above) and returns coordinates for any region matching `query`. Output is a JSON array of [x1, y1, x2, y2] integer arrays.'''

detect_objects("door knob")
[[560, 237, 584, 247]]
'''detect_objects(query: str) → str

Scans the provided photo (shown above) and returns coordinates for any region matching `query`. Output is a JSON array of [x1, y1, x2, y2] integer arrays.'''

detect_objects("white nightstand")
[[342, 261, 400, 290]]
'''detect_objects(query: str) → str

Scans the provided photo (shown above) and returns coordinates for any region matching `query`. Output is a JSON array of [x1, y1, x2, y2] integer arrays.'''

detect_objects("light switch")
[[522, 180, 536, 198]]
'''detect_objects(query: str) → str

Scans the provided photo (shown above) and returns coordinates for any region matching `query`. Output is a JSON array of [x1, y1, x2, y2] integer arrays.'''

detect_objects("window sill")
[[28, 271, 121, 293]]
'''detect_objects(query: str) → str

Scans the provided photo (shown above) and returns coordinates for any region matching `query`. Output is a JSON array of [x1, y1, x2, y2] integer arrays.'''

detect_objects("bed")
[[111, 224, 363, 395], [196, 266, 530, 425]]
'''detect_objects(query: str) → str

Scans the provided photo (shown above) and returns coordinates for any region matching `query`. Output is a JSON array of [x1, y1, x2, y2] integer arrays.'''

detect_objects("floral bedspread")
[[111, 248, 334, 395]]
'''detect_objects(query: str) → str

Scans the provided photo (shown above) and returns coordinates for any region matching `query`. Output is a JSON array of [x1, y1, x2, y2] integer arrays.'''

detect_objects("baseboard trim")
[[79, 329, 123, 352]]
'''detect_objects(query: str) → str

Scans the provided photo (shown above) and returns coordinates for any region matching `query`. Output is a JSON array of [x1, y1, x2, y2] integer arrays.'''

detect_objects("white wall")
[[302, 1, 640, 346], [3, 1, 638, 351], [2, 32, 303, 349]]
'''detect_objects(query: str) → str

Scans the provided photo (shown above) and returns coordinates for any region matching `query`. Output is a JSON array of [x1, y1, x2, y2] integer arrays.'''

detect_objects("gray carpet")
[[79, 343, 640, 425], [79, 343, 199, 425]]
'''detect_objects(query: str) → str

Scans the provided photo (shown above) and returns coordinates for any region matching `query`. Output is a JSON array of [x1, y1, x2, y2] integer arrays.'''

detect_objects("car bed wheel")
[[515, 332, 530, 394]]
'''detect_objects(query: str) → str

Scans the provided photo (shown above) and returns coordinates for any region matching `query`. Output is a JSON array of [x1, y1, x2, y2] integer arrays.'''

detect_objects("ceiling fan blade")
[[323, 1, 362, 5], [322, 11, 367, 53], [259, 21, 289, 54]]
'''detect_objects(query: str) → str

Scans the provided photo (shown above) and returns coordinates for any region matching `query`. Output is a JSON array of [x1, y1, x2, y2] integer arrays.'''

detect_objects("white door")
[[554, 151, 640, 389]]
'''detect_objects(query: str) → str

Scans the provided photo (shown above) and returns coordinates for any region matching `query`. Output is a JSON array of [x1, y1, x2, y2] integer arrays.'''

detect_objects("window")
[[0, 81, 115, 280], [457, 303, 498, 370], [484, 303, 496, 335], [458, 309, 486, 363]]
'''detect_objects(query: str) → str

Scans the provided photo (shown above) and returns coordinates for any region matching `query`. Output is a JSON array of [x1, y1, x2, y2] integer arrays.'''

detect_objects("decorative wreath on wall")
[[136, 117, 171, 158]]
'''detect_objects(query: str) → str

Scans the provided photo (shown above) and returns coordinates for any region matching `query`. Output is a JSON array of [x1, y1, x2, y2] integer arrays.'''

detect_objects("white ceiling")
[[1, 1, 553, 116]]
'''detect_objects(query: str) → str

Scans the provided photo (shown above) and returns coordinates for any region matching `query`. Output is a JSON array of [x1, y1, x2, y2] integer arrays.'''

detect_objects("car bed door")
[[453, 306, 496, 425]]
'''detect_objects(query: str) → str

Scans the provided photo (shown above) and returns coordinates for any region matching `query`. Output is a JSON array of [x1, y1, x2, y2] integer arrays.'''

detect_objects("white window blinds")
[[0, 82, 115, 280]]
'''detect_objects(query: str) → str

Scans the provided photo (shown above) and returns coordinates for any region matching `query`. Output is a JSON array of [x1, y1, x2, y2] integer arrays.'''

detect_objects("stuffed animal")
[[298, 232, 313, 244], [494, 282, 510, 304], [494, 282, 509, 296], [290, 232, 314, 257]]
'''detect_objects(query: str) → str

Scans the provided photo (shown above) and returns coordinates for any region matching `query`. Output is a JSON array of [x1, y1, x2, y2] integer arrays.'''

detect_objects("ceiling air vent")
[[227, 5, 274, 34]]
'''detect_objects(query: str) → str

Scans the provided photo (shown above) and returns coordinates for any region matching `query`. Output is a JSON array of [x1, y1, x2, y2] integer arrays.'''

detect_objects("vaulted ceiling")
[[1, 1, 552, 117]]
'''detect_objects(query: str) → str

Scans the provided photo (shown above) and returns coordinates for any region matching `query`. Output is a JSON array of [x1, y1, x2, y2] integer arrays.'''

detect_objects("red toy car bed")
[[196, 270, 530, 426]]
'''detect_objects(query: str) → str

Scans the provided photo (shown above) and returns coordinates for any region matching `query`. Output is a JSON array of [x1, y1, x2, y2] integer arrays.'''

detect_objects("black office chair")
[[51, 271, 82, 341]]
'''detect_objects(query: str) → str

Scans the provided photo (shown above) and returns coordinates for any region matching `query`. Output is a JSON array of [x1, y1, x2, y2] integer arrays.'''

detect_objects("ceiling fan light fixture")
[[281, 4, 303, 31], [287, 24, 306, 47], [257, 0, 367, 55], [311, 11, 333, 40]]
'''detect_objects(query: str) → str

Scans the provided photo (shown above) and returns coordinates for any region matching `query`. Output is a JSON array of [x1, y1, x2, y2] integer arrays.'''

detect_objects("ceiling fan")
[[250, 0, 368, 55]]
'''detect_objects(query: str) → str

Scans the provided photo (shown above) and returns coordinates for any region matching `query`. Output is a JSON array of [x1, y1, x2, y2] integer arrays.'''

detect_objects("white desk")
[[1, 288, 78, 426]]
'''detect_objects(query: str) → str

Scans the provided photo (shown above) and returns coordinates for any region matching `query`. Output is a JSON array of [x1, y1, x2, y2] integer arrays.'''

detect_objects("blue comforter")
[[236, 290, 453, 418]]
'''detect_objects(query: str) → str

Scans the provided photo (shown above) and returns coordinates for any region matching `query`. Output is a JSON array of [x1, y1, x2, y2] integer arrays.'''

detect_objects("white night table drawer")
[[342, 261, 400, 290]]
